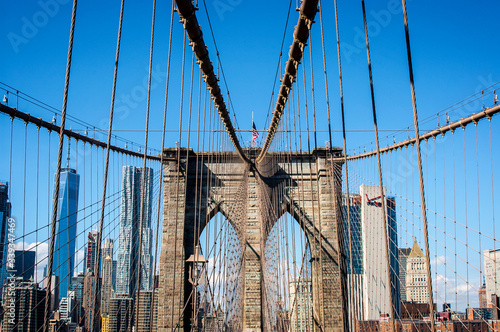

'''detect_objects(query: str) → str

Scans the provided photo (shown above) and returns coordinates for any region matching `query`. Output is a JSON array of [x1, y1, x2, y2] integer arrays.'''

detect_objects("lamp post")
[[186, 245, 208, 332]]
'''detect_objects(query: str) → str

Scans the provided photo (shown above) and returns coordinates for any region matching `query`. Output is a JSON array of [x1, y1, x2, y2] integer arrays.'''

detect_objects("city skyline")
[[0, 1, 498, 329]]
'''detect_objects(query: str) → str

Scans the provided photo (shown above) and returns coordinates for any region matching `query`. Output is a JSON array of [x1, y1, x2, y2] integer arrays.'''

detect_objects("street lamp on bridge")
[[187, 245, 208, 331]]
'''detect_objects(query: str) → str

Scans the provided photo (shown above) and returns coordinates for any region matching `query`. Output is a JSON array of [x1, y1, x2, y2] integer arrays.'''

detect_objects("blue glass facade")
[[387, 196, 401, 317], [54, 168, 80, 300], [342, 198, 363, 275]]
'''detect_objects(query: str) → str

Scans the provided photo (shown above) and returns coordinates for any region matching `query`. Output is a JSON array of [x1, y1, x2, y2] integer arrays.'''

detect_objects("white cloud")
[[14, 242, 85, 284], [15, 241, 48, 284], [432, 273, 481, 311]]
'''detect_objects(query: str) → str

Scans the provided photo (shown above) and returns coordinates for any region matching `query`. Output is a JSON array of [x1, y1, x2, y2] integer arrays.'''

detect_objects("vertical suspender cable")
[[90, 0, 125, 330], [44, 1, 78, 330], [400, 0, 435, 328], [360, 1, 395, 331], [317, 0, 333, 152], [330, 0, 355, 329], [134, 0, 157, 330]]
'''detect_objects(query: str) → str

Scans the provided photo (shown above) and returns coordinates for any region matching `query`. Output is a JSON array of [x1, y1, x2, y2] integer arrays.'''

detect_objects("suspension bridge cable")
[[133, 0, 157, 329], [44, 1, 78, 330], [400, 1, 436, 326], [90, 0, 126, 329], [149, 0, 175, 326], [359, 0, 395, 330]]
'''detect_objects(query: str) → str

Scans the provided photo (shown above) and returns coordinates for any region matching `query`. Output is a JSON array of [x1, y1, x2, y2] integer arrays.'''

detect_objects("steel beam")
[[255, 0, 319, 164], [335, 104, 500, 161], [0, 103, 161, 161], [175, 0, 249, 163]]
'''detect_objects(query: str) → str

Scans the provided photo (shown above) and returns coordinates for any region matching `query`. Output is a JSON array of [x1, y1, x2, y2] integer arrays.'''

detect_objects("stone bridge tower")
[[157, 147, 348, 331]]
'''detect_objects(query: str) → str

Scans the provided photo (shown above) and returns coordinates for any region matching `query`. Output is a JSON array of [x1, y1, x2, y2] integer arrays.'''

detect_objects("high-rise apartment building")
[[0, 181, 12, 296], [360, 185, 400, 320], [54, 168, 80, 301], [116, 166, 153, 296], [405, 238, 428, 303]]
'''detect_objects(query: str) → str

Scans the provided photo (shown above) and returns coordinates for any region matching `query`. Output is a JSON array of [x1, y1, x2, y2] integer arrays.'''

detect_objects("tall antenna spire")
[[67, 138, 71, 168]]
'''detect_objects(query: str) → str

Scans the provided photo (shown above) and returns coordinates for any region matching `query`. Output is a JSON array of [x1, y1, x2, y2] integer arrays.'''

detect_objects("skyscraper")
[[103, 238, 117, 291], [68, 273, 85, 327], [83, 273, 101, 332], [54, 167, 80, 301], [398, 247, 412, 302], [360, 185, 400, 320], [343, 194, 365, 329], [405, 239, 428, 303], [479, 279, 487, 308], [85, 230, 100, 274], [0, 181, 12, 296], [136, 290, 158, 332], [43, 274, 60, 313], [116, 166, 153, 296], [13, 250, 36, 281], [103, 238, 114, 259], [101, 255, 114, 315], [484, 248, 500, 306], [109, 295, 134, 332]]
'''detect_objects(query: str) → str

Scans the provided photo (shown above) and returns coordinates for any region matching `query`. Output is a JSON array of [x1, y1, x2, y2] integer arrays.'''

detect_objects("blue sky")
[[1, 0, 499, 149], [1, 0, 499, 312]]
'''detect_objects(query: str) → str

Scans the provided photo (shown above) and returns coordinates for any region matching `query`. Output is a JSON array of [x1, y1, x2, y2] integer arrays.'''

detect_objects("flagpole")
[[252, 110, 254, 147]]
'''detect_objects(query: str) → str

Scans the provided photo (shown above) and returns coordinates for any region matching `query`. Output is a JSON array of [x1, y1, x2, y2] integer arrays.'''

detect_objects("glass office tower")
[[54, 168, 80, 300]]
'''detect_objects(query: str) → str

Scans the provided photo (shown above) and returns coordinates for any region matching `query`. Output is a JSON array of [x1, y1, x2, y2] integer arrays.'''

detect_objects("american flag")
[[252, 122, 259, 144]]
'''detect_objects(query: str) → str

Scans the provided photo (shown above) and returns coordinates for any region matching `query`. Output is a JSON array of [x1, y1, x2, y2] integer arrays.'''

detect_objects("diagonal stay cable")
[[44, 1, 78, 330], [90, 0, 125, 330]]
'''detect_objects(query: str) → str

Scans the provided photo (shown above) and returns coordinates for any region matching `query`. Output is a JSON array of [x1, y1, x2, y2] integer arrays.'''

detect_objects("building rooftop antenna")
[[67, 138, 71, 168]]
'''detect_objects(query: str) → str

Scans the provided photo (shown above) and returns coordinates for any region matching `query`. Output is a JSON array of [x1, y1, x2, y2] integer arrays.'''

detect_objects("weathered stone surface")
[[158, 147, 347, 331]]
